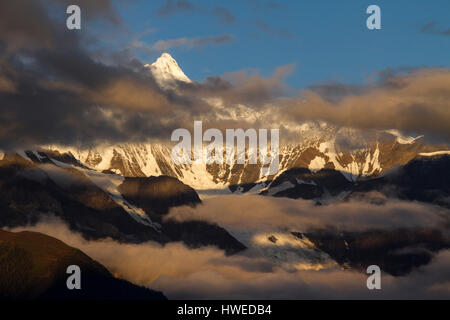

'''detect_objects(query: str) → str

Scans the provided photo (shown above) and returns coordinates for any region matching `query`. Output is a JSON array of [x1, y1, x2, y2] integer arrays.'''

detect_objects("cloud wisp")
[[254, 20, 296, 39], [0, 0, 216, 149], [156, 0, 197, 17], [211, 6, 237, 25], [278, 68, 450, 141], [420, 21, 450, 36], [151, 34, 234, 51], [166, 195, 450, 234], [0, 1, 449, 150], [7, 201, 450, 300]]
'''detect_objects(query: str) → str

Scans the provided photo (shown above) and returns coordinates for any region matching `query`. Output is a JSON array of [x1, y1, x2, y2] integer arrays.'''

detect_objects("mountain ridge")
[[0, 153, 246, 254], [9, 53, 447, 194], [0, 229, 166, 300]]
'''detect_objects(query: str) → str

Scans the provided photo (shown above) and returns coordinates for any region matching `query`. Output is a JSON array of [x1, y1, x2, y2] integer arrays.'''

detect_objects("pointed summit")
[[146, 53, 191, 89]]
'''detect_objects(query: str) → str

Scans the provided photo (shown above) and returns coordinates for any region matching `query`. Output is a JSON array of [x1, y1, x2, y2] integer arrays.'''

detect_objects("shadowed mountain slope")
[[0, 229, 166, 300], [0, 154, 245, 254]]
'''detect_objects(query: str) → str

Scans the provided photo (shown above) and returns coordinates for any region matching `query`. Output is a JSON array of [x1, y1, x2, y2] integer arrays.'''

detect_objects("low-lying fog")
[[9, 195, 450, 299]]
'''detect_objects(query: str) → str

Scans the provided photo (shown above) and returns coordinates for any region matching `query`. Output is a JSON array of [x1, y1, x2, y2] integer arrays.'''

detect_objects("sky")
[[1, 1, 449, 300], [116, 0, 450, 89], [0, 0, 449, 148]]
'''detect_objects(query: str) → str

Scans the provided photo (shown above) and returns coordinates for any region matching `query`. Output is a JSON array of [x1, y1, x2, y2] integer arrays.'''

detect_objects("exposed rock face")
[[261, 167, 353, 200], [305, 228, 449, 276], [27, 53, 445, 200], [0, 154, 245, 254], [0, 229, 166, 300], [118, 175, 245, 254], [260, 153, 450, 208], [39, 127, 446, 195], [119, 175, 201, 217], [347, 154, 450, 208]]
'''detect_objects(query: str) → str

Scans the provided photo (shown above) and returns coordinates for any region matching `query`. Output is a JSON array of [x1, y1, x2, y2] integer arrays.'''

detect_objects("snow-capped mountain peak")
[[145, 52, 191, 89]]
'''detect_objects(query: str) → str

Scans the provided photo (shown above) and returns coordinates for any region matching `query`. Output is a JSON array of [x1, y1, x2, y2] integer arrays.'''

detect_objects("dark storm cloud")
[[420, 21, 450, 36], [0, 0, 55, 50], [254, 20, 295, 39], [1, 1, 449, 149], [0, 0, 214, 149], [0, 43, 213, 149], [157, 0, 196, 17], [53, 0, 122, 24], [0, 0, 282, 150], [0, 0, 121, 51], [211, 6, 237, 25]]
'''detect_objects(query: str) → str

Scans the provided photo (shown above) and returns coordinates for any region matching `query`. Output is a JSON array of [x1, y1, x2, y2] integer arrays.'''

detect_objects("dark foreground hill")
[[0, 229, 166, 300]]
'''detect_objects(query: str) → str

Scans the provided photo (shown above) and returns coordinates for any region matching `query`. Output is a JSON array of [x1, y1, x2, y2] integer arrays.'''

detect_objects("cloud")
[[0, 1, 449, 150], [7, 217, 280, 295], [157, 0, 196, 17], [178, 64, 294, 110], [126, 28, 158, 52], [307, 82, 369, 104], [0, 0, 216, 149], [0, 1, 281, 150], [151, 34, 233, 51], [0, 44, 188, 148], [278, 68, 450, 140], [211, 6, 237, 25], [0, 0, 121, 51], [7, 214, 450, 299], [0, 16, 286, 150], [307, 66, 419, 103], [420, 22, 450, 36], [153, 250, 450, 299], [126, 29, 233, 55], [0, 76, 17, 93], [166, 195, 449, 234], [254, 20, 296, 39]]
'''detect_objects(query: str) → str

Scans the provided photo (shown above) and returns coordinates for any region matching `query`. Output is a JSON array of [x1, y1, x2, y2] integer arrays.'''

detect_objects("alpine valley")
[[1, 54, 449, 299]]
